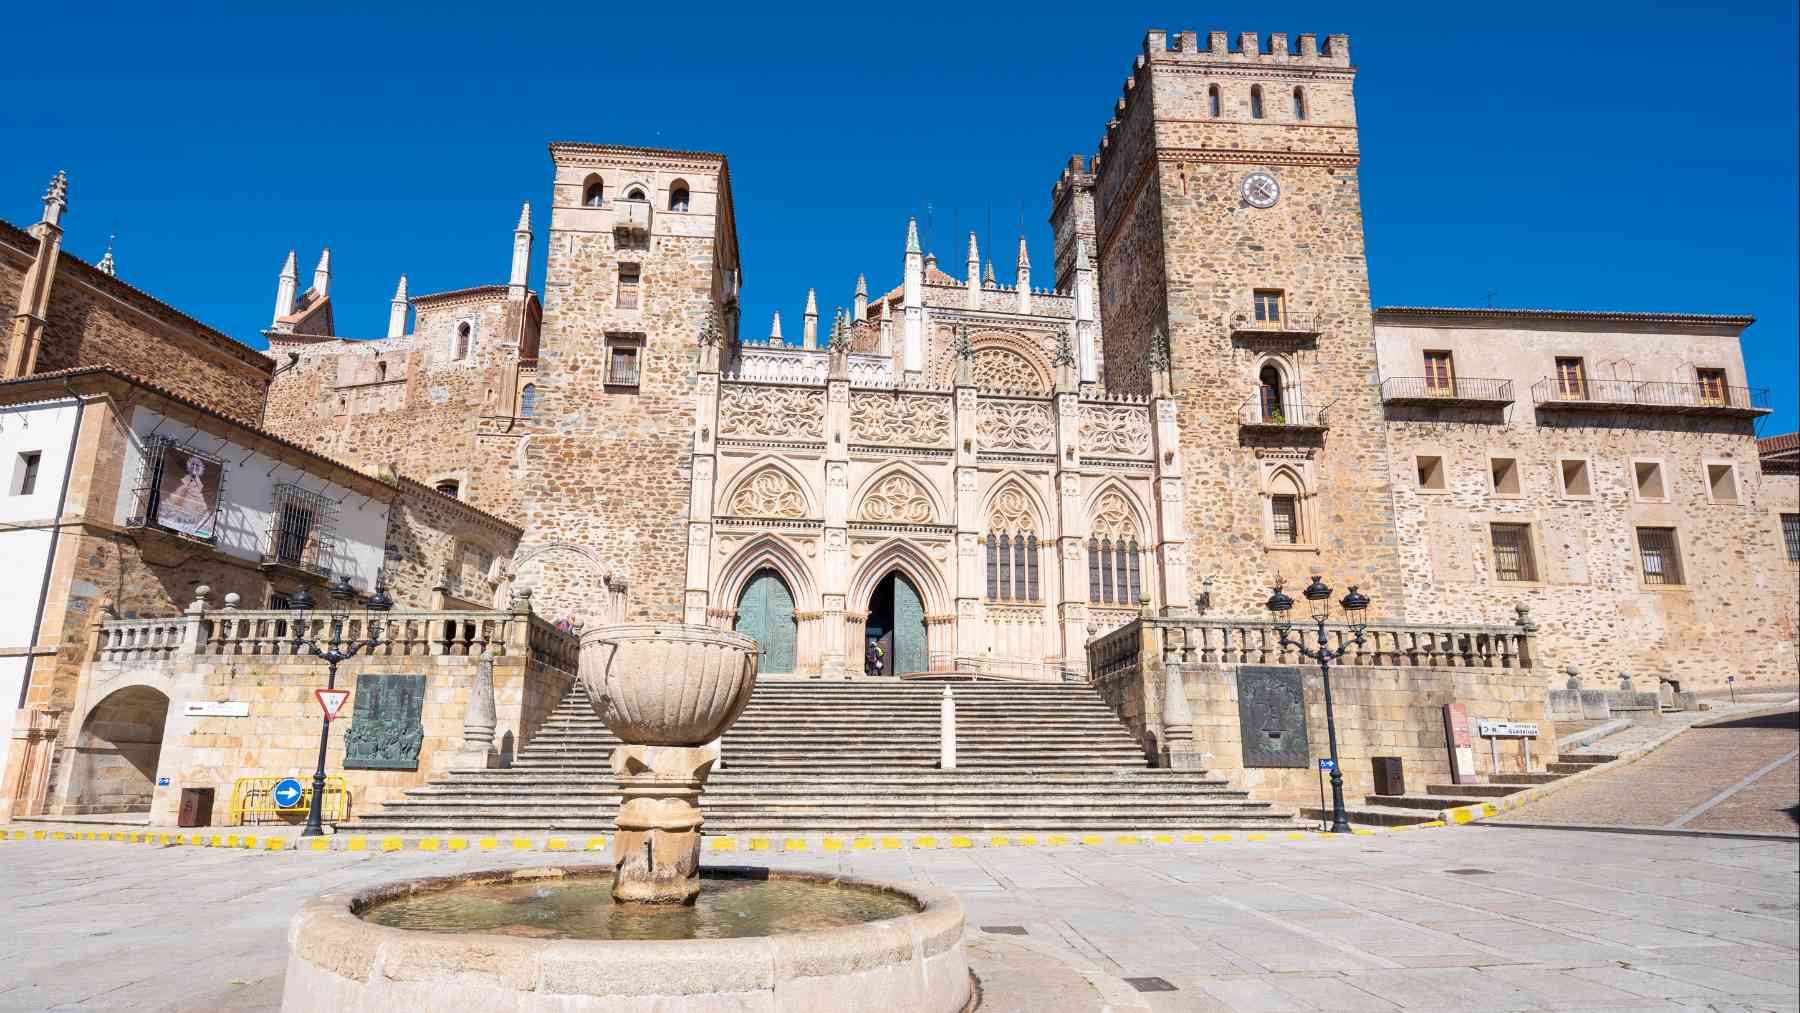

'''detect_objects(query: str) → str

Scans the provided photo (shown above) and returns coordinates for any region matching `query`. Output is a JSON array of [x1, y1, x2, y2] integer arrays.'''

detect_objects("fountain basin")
[[280, 865, 971, 1012]]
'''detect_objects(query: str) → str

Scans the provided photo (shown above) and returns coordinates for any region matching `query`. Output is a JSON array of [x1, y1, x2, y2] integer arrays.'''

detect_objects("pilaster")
[[1150, 393, 1189, 615], [1053, 388, 1088, 671], [953, 384, 982, 660], [820, 375, 852, 677], [684, 370, 720, 626]]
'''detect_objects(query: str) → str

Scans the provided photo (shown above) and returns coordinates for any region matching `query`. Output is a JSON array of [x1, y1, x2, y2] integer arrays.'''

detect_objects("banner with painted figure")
[[152, 446, 221, 540]]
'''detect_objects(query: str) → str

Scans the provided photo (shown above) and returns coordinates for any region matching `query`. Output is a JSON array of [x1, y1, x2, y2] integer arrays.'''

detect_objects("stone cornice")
[[1149, 60, 1355, 83]]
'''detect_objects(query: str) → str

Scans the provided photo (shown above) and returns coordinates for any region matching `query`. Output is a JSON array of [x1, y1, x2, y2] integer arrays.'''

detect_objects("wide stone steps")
[[353, 678, 1305, 833]]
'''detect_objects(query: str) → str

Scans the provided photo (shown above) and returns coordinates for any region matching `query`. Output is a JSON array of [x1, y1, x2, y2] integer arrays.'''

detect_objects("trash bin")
[[178, 787, 215, 828], [1371, 756, 1405, 796]]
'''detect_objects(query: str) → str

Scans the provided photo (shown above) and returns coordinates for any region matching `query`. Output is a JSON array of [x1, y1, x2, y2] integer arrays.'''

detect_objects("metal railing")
[[1239, 400, 1329, 429], [1530, 377, 1771, 413], [1380, 376, 1514, 404], [1230, 313, 1318, 338]]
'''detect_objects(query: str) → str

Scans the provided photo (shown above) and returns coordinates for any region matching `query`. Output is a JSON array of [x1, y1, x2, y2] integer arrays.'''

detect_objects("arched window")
[[1208, 84, 1221, 117], [669, 181, 690, 212], [625, 186, 646, 201], [435, 480, 460, 499], [1267, 469, 1306, 545], [376, 361, 387, 381], [583, 175, 605, 207], [1292, 86, 1307, 120], [1250, 85, 1265, 119], [519, 383, 536, 418], [986, 487, 1040, 602], [453, 322, 472, 360], [1087, 491, 1144, 606], [1259, 364, 1285, 421]]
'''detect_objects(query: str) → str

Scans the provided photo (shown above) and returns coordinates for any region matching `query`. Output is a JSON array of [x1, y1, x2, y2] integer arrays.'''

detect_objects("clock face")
[[1241, 172, 1280, 208]]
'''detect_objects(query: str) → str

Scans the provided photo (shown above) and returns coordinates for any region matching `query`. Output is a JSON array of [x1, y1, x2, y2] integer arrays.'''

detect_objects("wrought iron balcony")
[[1380, 376, 1515, 407], [1239, 400, 1330, 433], [1229, 313, 1319, 341], [1530, 378, 1772, 417]]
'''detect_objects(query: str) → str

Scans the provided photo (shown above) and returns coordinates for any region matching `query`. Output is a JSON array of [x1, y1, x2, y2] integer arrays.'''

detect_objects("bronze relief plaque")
[[1237, 666, 1309, 768]]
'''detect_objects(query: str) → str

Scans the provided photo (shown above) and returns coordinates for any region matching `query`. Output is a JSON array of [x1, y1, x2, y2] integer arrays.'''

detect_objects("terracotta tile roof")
[[1759, 432, 1799, 455], [548, 142, 728, 163], [1375, 306, 1755, 328], [388, 474, 523, 536], [410, 284, 510, 305]]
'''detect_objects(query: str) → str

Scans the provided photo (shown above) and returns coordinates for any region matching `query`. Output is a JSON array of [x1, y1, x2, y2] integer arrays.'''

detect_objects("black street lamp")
[[289, 573, 392, 837], [1265, 575, 1371, 834]]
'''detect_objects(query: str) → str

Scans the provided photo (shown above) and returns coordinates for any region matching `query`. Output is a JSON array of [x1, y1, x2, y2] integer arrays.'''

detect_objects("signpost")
[[182, 701, 250, 717], [1442, 703, 1476, 785], [1476, 720, 1540, 772], [1727, 675, 1736, 704], [1315, 757, 1336, 830], [316, 689, 350, 721], [272, 777, 305, 809]]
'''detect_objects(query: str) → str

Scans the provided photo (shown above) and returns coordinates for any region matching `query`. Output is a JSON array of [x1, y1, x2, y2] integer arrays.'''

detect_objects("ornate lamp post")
[[1265, 575, 1371, 834], [289, 573, 392, 837]]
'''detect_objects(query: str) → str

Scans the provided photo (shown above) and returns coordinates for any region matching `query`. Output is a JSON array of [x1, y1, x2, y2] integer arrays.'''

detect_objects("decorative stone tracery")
[[849, 393, 952, 447], [972, 346, 1048, 394], [718, 385, 825, 441], [1080, 405, 1152, 457], [977, 401, 1054, 452], [726, 468, 808, 518], [857, 473, 935, 525]]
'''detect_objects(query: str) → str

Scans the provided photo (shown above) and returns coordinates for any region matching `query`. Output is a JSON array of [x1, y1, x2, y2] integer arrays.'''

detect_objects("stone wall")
[[2, 222, 273, 425], [381, 477, 522, 610], [1762, 470, 1799, 676]]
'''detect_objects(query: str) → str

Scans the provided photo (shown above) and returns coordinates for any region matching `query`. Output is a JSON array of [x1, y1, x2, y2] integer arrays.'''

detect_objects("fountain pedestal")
[[609, 743, 717, 905]]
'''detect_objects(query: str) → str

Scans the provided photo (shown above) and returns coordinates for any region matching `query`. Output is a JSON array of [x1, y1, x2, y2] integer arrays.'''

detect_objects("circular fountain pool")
[[281, 865, 971, 1012]]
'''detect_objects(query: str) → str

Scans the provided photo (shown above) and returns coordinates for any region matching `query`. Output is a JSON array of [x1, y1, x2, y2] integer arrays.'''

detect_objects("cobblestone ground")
[[1, 825, 1795, 1012], [1502, 708, 1800, 833]]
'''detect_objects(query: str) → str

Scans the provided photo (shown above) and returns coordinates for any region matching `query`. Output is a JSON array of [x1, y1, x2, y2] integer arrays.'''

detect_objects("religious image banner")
[[152, 446, 222, 541]]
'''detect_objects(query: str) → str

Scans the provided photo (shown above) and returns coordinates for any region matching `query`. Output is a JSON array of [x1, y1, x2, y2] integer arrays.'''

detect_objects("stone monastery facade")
[[235, 29, 1791, 690]]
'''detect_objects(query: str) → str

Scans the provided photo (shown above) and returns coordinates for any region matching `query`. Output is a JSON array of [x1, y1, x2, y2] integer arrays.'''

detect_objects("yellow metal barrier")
[[229, 776, 348, 826]]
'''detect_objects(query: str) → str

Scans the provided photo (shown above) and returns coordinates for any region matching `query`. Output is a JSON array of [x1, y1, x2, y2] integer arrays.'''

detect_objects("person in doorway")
[[865, 640, 885, 678]]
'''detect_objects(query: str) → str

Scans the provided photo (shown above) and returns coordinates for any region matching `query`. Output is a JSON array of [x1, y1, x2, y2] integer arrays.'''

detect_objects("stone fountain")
[[278, 621, 971, 1011]]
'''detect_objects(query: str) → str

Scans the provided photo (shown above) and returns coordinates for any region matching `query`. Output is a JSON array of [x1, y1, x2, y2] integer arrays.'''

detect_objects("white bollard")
[[940, 687, 957, 770]]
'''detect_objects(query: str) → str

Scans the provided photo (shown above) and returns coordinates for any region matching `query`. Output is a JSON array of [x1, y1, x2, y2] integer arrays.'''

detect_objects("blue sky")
[[4, 2, 1794, 433]]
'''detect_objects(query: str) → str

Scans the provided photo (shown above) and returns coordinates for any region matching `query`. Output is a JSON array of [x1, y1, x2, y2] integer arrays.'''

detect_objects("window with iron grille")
[[608, 339, 642, 387], [1271, 495, 1299, 544], [266, 484, 336, 574], [1489, 523, 1537, 582], [616, 264, 641, 309], [1781, 514, 1799, 563], [1636, 527, 1684, 586]]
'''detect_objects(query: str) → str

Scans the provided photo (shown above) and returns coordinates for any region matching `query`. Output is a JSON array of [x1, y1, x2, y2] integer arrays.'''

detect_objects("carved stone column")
[[448, 657, 499, 770], [609, 743, 717, 905]]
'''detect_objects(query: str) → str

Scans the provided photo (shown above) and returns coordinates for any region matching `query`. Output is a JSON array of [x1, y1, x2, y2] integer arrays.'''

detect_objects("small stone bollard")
[[940, 687, 957, 770]]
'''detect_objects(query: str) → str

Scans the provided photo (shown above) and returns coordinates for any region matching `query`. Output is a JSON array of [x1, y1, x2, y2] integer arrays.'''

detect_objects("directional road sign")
[[272, 777, 305, 809], [316, 688, 350, 720], [1317, 758, 1336, 772]]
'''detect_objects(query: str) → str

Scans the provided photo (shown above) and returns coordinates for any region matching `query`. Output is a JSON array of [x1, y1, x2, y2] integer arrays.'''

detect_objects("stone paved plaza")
[[2, 824, 1795, 1012]]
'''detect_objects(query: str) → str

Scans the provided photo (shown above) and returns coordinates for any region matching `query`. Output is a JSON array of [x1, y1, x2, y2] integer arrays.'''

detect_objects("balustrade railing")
[[1380, 376, 1514, 405], [1529, 377, 1771, 414], [92, 608, 579, 671]]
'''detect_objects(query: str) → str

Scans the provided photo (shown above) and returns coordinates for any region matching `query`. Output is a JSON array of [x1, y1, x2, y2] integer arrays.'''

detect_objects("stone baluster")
[[450, 657, 501, 771]]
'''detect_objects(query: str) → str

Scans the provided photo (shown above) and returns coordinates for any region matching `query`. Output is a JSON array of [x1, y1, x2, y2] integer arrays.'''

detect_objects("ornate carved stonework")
[[727, 468, 807, 518], [988, 485, 1038, 533], [849, 393, 952, 447], [1080, 405, 1152, 457], [972, 346, 1048, 393], [857, 473, 935, 524], [718, 385, 825, 441], [1091, 490, 1138, 540], [977, 401, 1054, 452]]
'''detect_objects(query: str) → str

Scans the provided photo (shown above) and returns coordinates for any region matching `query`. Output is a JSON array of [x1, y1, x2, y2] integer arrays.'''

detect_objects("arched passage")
[[68, 686, 169, 814], [735, 568, 798, 674], [866, 572, 927, 676]]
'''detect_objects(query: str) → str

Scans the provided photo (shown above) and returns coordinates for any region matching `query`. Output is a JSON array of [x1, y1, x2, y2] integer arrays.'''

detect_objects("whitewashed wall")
[[0, 397, 82, 711], [112, 407, 391, 589]]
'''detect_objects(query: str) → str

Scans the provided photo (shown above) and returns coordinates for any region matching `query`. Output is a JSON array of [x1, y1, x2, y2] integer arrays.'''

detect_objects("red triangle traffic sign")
[[316, 688, 351, 720]]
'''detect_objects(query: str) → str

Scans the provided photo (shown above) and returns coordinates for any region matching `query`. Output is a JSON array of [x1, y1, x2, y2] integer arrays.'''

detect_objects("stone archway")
[[866, 572, 927, 677], [735, 568, 798, 674], [66, 686, 169, 815]]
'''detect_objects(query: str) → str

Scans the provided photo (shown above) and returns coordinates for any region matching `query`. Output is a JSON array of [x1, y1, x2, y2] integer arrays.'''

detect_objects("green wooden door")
[[891, 574, 926, 675], [736, 569, 797, 673]]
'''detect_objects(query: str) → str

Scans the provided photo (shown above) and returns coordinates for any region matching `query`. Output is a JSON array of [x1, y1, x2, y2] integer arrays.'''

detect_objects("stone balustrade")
[[91, 608, 579, 673]]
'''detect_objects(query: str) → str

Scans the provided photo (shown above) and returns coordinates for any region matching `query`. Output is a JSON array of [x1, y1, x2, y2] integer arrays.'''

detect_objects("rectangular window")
[[12, 451, 41, 496], [1559, 458, 1591, 497], [1783, 514, 1800, 563], [1633, 461, 1665, 500], [1416, 455, 1447, 491], [1270, 495, 1299, 544], [607, 340, 642, 387], [616, 264, 641, 310], [1706, 463, 1738, 503], [1637, 527, 1684, 585], [1555, 357, 1587, 400], [1490, 457, 1520, 496], [1696, 368, 1728, 406], [1423, 351, 1455, 393], [1252, 289, 1284, 324], [1489, 523, 1537, 582]]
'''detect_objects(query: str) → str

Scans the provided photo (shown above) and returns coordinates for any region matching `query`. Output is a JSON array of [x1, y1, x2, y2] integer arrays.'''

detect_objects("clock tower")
[[1077, 30, 1404, 617]]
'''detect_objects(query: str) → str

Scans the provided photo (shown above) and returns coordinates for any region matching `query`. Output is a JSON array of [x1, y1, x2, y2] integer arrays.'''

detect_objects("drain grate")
[[1446, 868, 1495, 875], [1124, 977, 1178, 992], [981, 925, 1029, 935]]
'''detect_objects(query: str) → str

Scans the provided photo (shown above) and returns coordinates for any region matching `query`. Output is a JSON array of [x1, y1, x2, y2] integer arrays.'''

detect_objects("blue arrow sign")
[[1317, 758, 1336, 772], [272, 778, 305, 808]]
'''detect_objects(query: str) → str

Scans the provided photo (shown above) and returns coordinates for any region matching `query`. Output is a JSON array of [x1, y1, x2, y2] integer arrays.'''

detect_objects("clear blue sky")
[[5, 2, 1794, 434]]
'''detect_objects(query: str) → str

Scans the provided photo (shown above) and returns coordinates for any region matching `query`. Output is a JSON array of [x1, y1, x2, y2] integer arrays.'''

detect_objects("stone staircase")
[[353, 678, 1305, 834], [1303, 752, 1616, 827]]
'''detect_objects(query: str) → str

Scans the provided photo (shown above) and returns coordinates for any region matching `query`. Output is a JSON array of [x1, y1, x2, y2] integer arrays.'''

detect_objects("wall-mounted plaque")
[[344, 673, 426, 770], [1237, 666, 1309, 768]]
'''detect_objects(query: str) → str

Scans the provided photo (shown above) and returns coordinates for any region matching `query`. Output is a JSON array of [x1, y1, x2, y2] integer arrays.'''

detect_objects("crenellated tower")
[[1080, 29, 1402, 616]]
